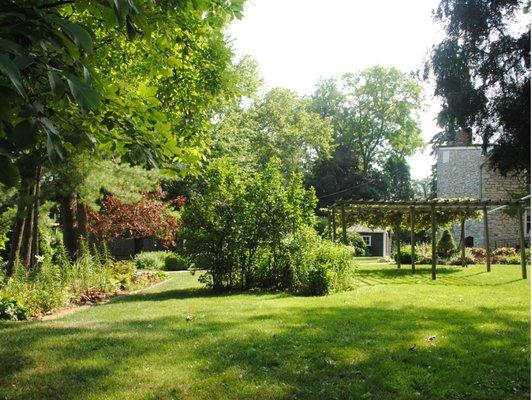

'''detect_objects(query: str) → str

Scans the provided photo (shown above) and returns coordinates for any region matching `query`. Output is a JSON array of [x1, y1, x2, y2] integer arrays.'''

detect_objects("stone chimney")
[[455, 129, 471, 146]]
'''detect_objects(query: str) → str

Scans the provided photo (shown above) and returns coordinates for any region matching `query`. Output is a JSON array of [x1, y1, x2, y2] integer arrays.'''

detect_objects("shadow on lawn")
[[0, 295, 529, 400], [354, 265, 524, 287], [115, 286, 289, 303]]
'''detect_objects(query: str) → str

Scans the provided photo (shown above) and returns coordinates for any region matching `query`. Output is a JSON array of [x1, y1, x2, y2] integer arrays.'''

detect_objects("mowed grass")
[[0, 263, 529, 400]]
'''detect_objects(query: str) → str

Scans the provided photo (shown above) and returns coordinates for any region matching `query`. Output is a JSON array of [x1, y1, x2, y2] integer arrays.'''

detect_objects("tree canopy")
[[428, 0, 530, 177], [211, 85, 333, 178], [308, 66, 424, 206], [0, 0, 244, 271]]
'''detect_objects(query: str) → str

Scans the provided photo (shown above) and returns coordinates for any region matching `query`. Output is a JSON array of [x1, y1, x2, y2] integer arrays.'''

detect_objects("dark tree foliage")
[[307, 68, 423, 207], [428, 0, 530, 177], [307, 152, 389, 208], [383, 154, 413, 201]]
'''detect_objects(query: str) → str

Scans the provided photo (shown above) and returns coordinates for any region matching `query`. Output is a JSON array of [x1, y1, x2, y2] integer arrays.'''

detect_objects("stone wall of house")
[[436, 145, 526, 248], [436, 146, 484, 199], [481, 163, 526, 247]]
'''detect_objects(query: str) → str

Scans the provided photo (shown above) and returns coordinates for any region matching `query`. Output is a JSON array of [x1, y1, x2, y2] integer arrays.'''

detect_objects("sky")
[[226, 0, 445, 179]]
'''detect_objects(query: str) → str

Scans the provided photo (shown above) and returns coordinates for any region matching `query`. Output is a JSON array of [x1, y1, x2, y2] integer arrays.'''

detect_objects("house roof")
[[348, 224, 388, 234]]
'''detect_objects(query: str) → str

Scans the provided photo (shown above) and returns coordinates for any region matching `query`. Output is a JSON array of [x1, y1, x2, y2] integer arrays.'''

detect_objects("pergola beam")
[[460, 216, 466, 268], [395, 220, 401, 269], [336, 199, 525, 208]]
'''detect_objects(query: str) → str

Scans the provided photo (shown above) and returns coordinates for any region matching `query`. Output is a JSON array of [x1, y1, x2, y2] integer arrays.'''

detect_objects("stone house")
[[436, 131, 530, 248]]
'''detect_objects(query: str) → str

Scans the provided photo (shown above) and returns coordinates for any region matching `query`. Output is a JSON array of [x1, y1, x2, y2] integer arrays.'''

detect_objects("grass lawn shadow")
[[0, 265, 528, 400]]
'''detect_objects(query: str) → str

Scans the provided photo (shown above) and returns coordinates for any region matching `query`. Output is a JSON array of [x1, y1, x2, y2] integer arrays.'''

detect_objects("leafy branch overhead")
[[428, 0, 530, 177], [0, 0, 245, 187]]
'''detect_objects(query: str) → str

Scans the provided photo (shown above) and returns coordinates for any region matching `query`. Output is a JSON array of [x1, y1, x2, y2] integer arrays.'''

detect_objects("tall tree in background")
[[212, 86, 333, 178], [383, 154, 413, 200], [428, 0, 530, 177], [412, 176, 434, 200], [308, 66, 424, 205]]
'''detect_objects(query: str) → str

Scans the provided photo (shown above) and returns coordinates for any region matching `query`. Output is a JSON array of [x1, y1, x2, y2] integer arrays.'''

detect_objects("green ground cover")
[[0, 263, 529, 400]]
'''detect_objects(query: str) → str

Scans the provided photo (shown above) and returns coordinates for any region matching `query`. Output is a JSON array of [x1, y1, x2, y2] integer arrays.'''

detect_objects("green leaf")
[[39, 118, 64, 163], [9, 118, 37, 150], [13, 55, 34, 71], [47, 69, 66, 97], [49, 16, 93, 54], [46, 132, 64, 164], [65, 74, 101, 112], [0, 154, 20, 187], [39, 117, 61, 138], [0, 53, 25, 97], [0, 39, 26, 56], [82, 66, 91, 84], [108, 0, 126, 24], [0, 85, 19, 120]]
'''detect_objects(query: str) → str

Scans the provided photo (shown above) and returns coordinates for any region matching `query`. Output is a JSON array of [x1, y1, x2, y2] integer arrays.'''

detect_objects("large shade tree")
[[211, 86, 333, 178], [0, 0, 244, 273], [428, 0, 530, 177], [308, 66, 424, 206]]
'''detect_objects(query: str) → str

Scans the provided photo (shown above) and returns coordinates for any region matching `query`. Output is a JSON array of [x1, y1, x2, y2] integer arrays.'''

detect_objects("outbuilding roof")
[[347, 224, 388, 234]]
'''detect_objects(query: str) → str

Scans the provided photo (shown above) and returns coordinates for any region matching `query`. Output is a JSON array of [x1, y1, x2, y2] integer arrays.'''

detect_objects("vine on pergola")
[[325, 197, 528, 281], [339, 199, 482, 233]]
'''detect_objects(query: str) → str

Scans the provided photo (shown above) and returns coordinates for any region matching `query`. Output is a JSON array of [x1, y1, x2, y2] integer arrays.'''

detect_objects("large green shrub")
[[0, 295, 27, 321], [0, 207, 15, 258], [394, 245, 416, 264], [347, 232, 368, 256], [164, 253, 189, 271], [415, 242, 433, 264], [437, 229, 457, 259], [179, 159, 353, 295], [134, 251, 189, 271], [134, 251, 167, 270], [448, 249, 476, 265], [280, 227, 354, 296], [315, 216, 329, 237]]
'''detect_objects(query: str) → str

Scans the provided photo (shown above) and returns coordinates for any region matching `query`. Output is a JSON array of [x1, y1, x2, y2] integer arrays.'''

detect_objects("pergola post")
[[483, 206, 491, 272], [340, 204, 348, 245], [517, 204, 527, 279], [431, 204, 436, 280], [395, 220, 401, 269], [328, 212, 333, 241], [410, 207, 415, 273], [331, 207, 337, 242], [460, 216, 466, 267]]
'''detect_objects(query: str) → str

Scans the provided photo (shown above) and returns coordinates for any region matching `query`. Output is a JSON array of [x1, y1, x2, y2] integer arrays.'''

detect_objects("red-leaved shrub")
[[88, 191, 183, 248]]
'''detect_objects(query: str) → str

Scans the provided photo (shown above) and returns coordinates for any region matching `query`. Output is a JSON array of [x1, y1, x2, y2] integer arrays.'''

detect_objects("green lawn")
[[0, 264, 529, 400]]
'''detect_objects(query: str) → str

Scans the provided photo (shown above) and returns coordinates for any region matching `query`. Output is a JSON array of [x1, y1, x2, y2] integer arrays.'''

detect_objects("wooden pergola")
[[327, 199, 529, 280]]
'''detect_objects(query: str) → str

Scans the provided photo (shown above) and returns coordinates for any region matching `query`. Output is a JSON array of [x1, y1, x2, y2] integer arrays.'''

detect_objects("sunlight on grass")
[[0, 265, 529, 400]]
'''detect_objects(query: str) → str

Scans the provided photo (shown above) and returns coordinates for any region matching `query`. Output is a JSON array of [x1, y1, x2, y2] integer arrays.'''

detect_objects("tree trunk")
[[21, 178, 38, 268], [134, 237, 143, 255], [21, 200, 34, 268], [6, 182, 29, 275], [59, 193, 79, 260], [30, 165, 42, 265], [76, 197, 89, 251], [30, 194, 40, 268], [6, 217, 26, 275]]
